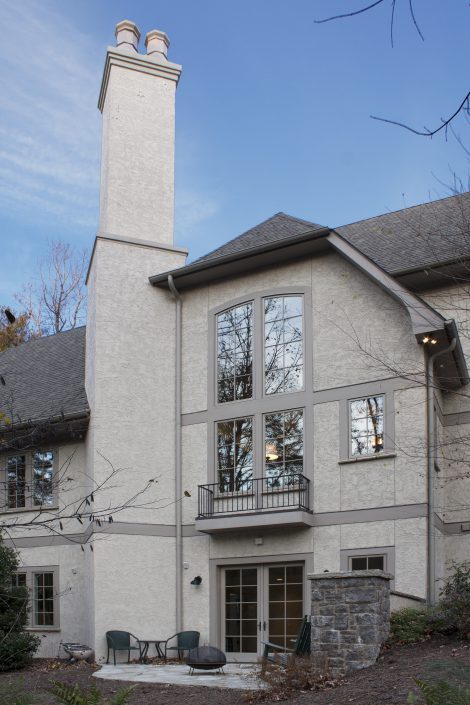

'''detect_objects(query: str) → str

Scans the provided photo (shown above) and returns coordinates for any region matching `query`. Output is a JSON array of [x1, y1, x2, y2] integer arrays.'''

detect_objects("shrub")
[[407, 678, 470, 704], [247, 654, 335, 702], [389, 608, 434, 644], [51, 681, 135, 705], [0, 538, 40, 671], [439, 561, 470, 638]]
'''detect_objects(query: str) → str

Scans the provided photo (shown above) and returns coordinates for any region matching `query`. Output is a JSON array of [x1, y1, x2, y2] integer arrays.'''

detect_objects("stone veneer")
[[308, 570, 392, 677]]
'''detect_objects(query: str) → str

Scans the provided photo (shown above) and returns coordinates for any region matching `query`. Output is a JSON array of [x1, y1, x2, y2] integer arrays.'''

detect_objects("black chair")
[[163, 630, 200, 660], [262, 616, 311, 666], [106, 630, 142, 664]]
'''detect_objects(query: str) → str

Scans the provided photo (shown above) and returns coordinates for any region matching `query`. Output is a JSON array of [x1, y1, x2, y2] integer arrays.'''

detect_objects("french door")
[[222, 563, 304, 660]]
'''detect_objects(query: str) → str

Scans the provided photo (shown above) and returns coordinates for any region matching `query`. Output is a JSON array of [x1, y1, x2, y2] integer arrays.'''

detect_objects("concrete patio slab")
[[93, 662, 264, 690]]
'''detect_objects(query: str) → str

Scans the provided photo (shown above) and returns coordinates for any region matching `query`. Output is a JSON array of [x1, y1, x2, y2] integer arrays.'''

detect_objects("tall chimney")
[[98, 21, 182, 245]]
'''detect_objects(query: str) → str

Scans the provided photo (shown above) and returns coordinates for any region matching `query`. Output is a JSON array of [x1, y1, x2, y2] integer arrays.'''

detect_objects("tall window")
[[217, 417, 253, 491], [34, 572, 55, 626], [217, 303, 253, 403], [264, 409, 303, 486], [350, 395, 384, 456], [264, 296, 303, 395], [32, 451, 54, 506], [7, 455, 26, 509]]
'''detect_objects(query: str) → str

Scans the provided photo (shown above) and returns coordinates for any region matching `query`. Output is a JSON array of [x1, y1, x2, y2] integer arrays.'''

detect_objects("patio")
[[94, 662, 263, 690]]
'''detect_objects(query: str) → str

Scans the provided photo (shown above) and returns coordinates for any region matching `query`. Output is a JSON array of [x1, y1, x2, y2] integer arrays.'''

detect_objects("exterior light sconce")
[[190, 576, 202, 586], [422, 336, 438, 345]]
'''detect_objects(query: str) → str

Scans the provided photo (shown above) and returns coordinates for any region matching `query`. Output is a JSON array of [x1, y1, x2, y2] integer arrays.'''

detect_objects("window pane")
[[264, 297, 304, 395], [217, 304, 253, 403], [217, 418, 253, 491], [350, 395, 385, 456], [264, 410, 304, 479], [32, 451, 54, 506], [7, 456, 26, 509], [368, 556, 385, 570], [33, 572, 54, 627], [350, 557, 368, 571]]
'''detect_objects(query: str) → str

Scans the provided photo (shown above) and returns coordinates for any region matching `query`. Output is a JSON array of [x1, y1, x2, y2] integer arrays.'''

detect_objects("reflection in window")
[[264, 296, 303, 395], [350, 555, 385, 571], [350, 395, 384, 456], [265, 409, 303, 487], [7, 455, 26, 509], [32, 451, 54, 506], [217, 303, 253, 403], [217, 417, 253, 491]]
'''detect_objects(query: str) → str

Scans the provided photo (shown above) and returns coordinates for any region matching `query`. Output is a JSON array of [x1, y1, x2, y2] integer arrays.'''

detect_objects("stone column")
[[308, 570, 392, 677]]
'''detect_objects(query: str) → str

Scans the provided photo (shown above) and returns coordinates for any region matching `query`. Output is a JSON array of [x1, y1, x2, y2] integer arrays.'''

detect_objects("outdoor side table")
[[138, 639, 166, 661]]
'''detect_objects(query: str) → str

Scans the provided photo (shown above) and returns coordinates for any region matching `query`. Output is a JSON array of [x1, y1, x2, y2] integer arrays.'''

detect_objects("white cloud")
[[0, 0, 101, 229]]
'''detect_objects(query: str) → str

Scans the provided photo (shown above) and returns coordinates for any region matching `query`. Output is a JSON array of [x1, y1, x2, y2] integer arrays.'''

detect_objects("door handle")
[[258, 621, 261, 632], [263, 621, 266, 631]]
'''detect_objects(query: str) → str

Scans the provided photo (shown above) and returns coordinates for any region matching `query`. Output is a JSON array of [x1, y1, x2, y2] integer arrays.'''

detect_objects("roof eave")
[[149, 226, 331, 289]]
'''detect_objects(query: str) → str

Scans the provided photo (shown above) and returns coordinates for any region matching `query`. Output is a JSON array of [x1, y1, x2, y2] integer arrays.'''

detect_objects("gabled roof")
[[336, 192, 470, 275], [195, 212, 325, 263], [0, 326, 89, 429]]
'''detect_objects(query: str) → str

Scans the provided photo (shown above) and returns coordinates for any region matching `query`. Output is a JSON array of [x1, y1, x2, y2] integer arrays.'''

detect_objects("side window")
[[217, 417, 253, 491], [217, 303, 253, 403], [13, 567, 59, 629], [350, 395, 384, 457], [3, 451, 55, 510], [264, 409, 304, 486], [350, 555, 385, 571], [7, 455, 26, 509], [32, 451, 54, 506], [264, 296, 303, 395]]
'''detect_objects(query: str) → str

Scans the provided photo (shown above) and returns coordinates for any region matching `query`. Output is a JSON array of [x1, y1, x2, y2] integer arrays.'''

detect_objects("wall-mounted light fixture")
[[190, 575, 202, 586]]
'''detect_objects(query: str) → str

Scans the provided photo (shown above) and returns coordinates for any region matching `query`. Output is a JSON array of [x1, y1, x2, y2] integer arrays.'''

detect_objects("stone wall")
[[309, 570, 392, 677]]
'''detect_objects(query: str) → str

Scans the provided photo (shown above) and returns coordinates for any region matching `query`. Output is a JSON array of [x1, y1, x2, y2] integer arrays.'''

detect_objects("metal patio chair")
[[106, 630, 142, 664], [162, 630, 200, 660]]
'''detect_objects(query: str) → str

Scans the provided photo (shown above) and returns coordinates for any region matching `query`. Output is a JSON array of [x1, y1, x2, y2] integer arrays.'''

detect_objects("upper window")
[[264, 409, 304, 486], [350, 554, 385, 571], [350, 395, 384, 457], [264, 296, 303, 395], [217, 303, 253, 403], [3, 451, 55, 510], [217, 417, 253, 491]]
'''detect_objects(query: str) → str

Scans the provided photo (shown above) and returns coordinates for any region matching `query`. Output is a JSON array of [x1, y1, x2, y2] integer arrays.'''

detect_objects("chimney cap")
[[145, 29, 170, 57], [115, 20, 141, 51]]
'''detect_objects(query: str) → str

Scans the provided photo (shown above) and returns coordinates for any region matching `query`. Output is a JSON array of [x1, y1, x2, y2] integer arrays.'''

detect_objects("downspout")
[[168, 274, 183, 631], [426, 336, 456, 605]]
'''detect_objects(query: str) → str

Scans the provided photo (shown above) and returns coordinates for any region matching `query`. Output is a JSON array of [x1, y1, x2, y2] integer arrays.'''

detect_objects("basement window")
[[350, 555, 385, 571]]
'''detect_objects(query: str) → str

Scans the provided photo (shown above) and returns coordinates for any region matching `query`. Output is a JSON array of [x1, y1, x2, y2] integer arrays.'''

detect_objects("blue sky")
[[0, 0, 468, 307]]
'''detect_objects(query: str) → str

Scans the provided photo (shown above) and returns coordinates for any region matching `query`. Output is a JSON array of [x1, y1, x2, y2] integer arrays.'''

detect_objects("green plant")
[[439, 561, 470, 638], [407, 678, 470, 704], [389, 608, 434, 644], [0, 537, 40, 671], [51, 681, 135, 705]]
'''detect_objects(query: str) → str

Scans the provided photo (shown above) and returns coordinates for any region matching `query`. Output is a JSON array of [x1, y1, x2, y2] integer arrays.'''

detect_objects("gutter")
[[167, 274, 183, 631], [426, 336, 457, 605], [149, 227, 330, 287]]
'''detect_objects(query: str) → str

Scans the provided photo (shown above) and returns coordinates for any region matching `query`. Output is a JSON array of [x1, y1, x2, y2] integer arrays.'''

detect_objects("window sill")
[[338, 453, 396, 465], [27, 627, 60, 632], [1, 505, 58, 514]]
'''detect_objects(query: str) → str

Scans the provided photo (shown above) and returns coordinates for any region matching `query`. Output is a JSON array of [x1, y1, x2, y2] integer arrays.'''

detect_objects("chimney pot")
[[115, 20, 141, 52], [145, 29, 170, 58]]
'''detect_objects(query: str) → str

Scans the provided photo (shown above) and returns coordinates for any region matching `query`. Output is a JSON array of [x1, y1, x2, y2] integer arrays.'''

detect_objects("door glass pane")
[[267, 565, 304, 651], [225, 567, 258, 654]]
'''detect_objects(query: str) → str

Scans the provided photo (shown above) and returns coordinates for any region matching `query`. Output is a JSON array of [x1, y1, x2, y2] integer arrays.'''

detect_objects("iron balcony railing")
[[197, 473, 310, 518]]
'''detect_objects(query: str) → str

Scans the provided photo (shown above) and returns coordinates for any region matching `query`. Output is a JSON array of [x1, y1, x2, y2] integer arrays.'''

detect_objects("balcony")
[[196, 473, 313, 533]]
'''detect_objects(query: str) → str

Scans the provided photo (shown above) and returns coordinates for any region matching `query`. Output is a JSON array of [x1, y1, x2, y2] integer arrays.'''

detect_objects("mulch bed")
[[0, 636, 469, 705]]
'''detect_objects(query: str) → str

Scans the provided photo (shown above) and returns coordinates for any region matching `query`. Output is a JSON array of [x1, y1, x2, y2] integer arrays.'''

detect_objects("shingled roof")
[[336, 192, 470, 274], [195, 212, 325, 263], [194, 193, 470, 275], [0, 326, 88, 429]]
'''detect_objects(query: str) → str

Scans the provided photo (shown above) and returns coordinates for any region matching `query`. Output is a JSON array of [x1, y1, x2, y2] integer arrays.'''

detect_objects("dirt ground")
[[1, 636, 469, 705]]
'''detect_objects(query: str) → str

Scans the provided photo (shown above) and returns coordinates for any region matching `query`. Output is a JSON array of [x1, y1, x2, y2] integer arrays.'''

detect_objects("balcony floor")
[[195, 508, 314, 533]]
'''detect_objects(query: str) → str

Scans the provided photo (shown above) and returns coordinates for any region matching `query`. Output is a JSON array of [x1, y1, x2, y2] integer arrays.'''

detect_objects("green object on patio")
[[105, 631, 142, 665], [262, 615, 311, 665], [163, 631, 200, 660]]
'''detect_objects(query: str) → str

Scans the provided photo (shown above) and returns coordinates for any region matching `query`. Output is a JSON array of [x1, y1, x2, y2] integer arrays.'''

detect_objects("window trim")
[[14, 565, 60, 630], [2, 449, 57, 512], [340, 546, 395, 588], [339, 385, 395, 462]]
